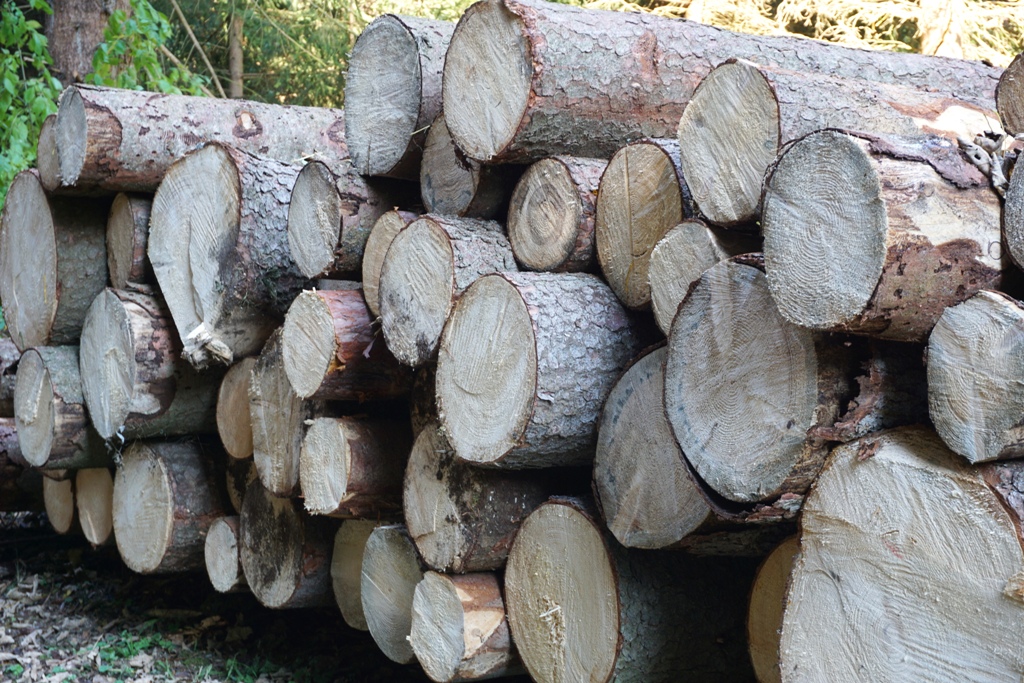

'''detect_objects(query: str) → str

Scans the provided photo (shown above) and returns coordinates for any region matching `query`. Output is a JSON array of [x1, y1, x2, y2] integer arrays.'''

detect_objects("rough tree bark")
[[0, 170, 109, 350], [677, 58, 998, 226], [507, 156, 606, 273], [54, 84, 347, 192], [1005, 149, 1024, 265], [362, 210, 418, 318], [45, 0, 129, 86], [106, 193, 152, 289], [112, 439, 229, 574], [437, 272, 641, 468], [595, 139, 692, 309], [75, 467, 114, 547], [345, 15, 453, 179], [379, 215, 517, 367], [205, 515, 248, 593], [441, 0, 1000, 163], [360, 524, 427, 664], [762, 130, 1004, 342], [331, 520, 379, 631]]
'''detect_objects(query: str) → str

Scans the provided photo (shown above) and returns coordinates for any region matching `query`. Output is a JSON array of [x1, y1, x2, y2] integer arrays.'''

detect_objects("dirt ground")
[[0, 513, 433, 683]]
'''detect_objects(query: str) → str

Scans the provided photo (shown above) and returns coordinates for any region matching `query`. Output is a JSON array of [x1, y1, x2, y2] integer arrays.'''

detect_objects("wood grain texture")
[[360, 524, 426, 664], [106, 193, 152, 288], [331, 520, 378, 631], [75, 467, 114, 547], [997, 52, 1024, 135], [362, 210, 418, 318], [205, 516, 248, 593], [748, 536, 798, 683], [217, 358, 258, 460]]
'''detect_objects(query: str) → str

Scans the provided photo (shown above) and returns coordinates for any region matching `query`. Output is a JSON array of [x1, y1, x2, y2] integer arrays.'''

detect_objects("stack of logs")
[[1, 0, 1024, 680]]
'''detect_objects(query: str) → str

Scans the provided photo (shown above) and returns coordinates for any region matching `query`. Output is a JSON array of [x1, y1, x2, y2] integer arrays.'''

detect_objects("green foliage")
[[88, 0, 209, 95], [0, 0, 62, 205]]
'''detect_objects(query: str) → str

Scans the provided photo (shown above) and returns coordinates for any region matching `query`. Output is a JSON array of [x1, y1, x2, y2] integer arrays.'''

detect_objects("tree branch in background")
[[228, 11, 244, 98], [168, 0, 226, 97], [158, 43, 215, 97]]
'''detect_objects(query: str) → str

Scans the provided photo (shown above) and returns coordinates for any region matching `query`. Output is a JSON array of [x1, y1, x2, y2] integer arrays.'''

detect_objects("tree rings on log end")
[[282, 291, 338, 399], [79, 289, 136, 440], [106, 193, 152, 289], [112, 442, 177, 574], [362, 210, 416, 318], [508, 157, 592, 272], [206, 516, 246, 593], [217, 358, 257, 460], [14, 350, 57, 468], [361, 524, 425, 664], [54, 86, 91, 188], [678, 60, 778, 226], [442, 0, 531, 162], [997, 53, 1024, 136], [287, 160, 342, 279], [76, 467, 114, 547]]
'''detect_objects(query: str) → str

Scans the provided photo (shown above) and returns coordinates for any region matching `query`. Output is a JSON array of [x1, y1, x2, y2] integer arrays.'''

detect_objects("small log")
[[410, 571, 524, 682], [441, 0, 1000, 164], [762, 130, 1004, 342], [43, 476, 78, 535], [780, 427, 1024, 682], [410, 363, 438, 436], [595, 139, 691, 309], [217, 358, 258, 460], [748, 536, 799, 683], [249, 329, 324, 498], [404, 423, 550, 572], [361, 524, 427, 664], [205, 516, 247, 593], [286, 159, 415, 279], [75, 467, 114, 547], [379, 215, 516, 367], [0, 335, 23, 417], [997, 52, 1024, 135], [507, 156, 606, 273], [927, 290, 1024, 463], [106, 193, 152, 288], [665, 259, 854, 507], [678, 59, 998, 226], [0, 170, 108, 350], [225, 456, 257, 515], [53, 84, 347, 192], [37, 114, 61, 192], [332, 519, 378, 631], [362, 210, 418, 318], [300, 416, 412, 517], [149, 143, 306, 368], [239, 479, 335, 609], [14, 346, 107, 469], [594, 347, 715, 549], [345, 15, 453, 179], [79, 288, 221, 441], [505, 498, 758, 683], [112, 440, 229, 574], [648, 220, 761, 335], [282, 288, 411, 401], [437, 272, 640, 468], [420, 115, 514, 219]]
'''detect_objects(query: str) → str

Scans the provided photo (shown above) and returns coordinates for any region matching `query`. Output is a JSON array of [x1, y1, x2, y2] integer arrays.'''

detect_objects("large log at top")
[[780, 427, 1024, 682], [345, 15, 453, 179], [998, 52, 1024, 136], [0, 170, 109, 351], [149, 143, 306, 368], [762, 130, 1004, 342], [677, 59, 998, 227], [441, 0, 1001, 164], [53, 84, 347, 192]]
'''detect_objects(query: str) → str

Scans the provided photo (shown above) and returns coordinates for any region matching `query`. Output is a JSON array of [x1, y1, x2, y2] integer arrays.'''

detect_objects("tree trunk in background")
[[229, 12, 244, 99], [46, 0, 130, 86], [918, 0, 966, 59]]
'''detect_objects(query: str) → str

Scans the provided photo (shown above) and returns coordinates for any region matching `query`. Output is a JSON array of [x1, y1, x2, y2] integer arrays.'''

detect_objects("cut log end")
[[665, 260, 819, 503], [748, 536, 798, 683], [762, 130, 887, 330], [596, 139, 685, 309], [362, 210, 416, 318], [37, 114, 61, 191], [410, 572, 471, 682], [76, 468, 114, 547], [286, 160, 341, 279], [331, 520, 377, 631], [217, 358, 257, 460], [14, 350, 56, 468], [55, 85, 89, 187], [79, 289, 135, 440], [281, 291, 337, 398], [1008, 154, 1024, 267], [677, 60, 780, 226], [112, 443, 175, 574], [442, 0, 531, 162], [43, 476, 76, 535], [361, 525, 425, 664], [508, 158, 583, 271], [346, 16, 424, 176], [996, 53, 1024, 136], [206, 516, 246, 593], [436, 275, 536, 465], [106, 193, 151, 289]]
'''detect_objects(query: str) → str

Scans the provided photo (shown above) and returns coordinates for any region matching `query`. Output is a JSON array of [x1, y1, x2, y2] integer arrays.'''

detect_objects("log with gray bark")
[[345, 15, 453, 179], [647, 219, 760, 335], [410, 571, 524, 682], [79, 288, 221, 441], [441, 0, 1000, 164], [239, 479, 335, 609], [331, 519, 379, 631], [360, 524, 427, 664], [53, 84, 347, 193], [420, 115, 515, 219], [379, 215, 516, 367], [362, 210, 418, 318], [997, 52, 1024, 136], [437, 272, 640, 468], [0, 170, 108, 350], [282, 288, 411, 401], [762, 130, 1004, 342], [286, 159, 415, 279], [249, 329, 324, 498], [14, 346, 108, 470], [505, 497, 758, 683], [112, 439, 229, 574], [507, 156, 606, 273], [149, 143, 306, 368], [205, 516, 248, 593], [747, 536, 798, 683], [75, 467, 114, 547], [300, 416, 412, 517], [217, 358, 258, 460], [677, 59, 999, 226], [595, 139, 691, 309], [779, 427, 1024, 682], [403, 423, 551, 572], [106, 193, 152, 289]]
